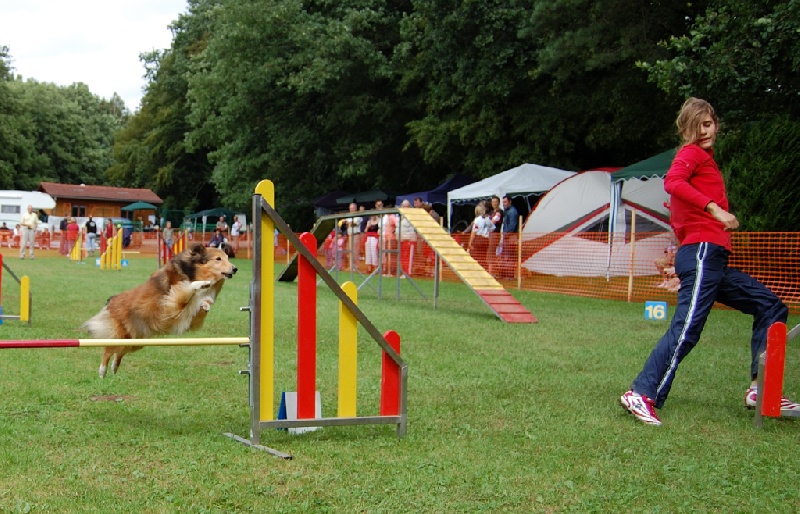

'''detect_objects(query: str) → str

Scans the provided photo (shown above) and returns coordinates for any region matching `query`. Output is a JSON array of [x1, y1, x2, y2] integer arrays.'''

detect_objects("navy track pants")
[[631, 242, 788, 409]]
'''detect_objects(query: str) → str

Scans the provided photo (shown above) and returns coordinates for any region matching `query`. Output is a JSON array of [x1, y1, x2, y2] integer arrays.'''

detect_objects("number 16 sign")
[[645, 301, 668, 320]]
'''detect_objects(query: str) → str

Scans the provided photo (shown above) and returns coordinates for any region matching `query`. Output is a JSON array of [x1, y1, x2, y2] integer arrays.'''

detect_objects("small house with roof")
[[38, 182, 162, 221]]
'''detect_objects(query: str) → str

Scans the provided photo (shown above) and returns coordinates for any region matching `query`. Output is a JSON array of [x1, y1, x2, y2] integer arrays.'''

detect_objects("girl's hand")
[[706, 202, 739, 230]]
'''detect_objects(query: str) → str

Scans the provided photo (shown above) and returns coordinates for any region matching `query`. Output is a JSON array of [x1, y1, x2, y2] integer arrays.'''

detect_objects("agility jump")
[[232, 180, 407, 455], [0, 253, 31, 325], [0, 180, 407, 458]]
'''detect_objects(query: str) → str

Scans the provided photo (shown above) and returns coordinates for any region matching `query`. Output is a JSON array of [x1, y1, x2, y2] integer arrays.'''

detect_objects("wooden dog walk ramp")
[[398, 208, 536, 323]]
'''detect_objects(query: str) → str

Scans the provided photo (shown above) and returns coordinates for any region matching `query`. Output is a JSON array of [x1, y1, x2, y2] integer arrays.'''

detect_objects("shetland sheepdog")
[[83, 244, 237, 377]]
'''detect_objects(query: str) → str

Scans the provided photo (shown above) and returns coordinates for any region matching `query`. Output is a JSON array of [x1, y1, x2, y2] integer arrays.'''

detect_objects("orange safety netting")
[[127, 230, 800, 314], [300, 231, 800, 314]]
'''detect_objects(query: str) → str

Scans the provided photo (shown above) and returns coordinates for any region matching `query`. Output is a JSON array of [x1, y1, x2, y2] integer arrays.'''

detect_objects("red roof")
[[39, 182, 162, 204]]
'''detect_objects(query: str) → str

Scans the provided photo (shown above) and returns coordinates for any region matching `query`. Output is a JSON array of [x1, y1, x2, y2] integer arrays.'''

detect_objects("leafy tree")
[[641, 1, 800, 230], [640, 0, 800, 123], [717, 116, 800, 231], [397, 0, 703, 175], [108, 40, 218, 214], [0, 46, 37, 189], [185, 0, 426, 229], [12, 80, 123, 186]]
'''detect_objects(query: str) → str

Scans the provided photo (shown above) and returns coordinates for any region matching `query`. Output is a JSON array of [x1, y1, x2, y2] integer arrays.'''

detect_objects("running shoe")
[[620, 390, 662, 426], [744, 387, 800, 412]]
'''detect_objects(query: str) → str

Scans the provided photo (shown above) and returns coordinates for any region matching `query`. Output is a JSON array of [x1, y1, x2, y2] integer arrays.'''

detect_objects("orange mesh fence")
[[92, 226, 800, 313], [403, 230, 800, 314]]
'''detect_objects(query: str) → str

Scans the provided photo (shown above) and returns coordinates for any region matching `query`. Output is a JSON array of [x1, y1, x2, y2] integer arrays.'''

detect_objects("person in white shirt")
[[397, 199, 417, 275], [19, 205, 39, 259], [231, 215, 242, 252], [467, 203, 493, 269]]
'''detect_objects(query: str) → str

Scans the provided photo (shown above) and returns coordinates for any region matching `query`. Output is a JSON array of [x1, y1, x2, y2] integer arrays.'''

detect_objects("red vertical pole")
[[762, 322, 786, 417], [0, 252, 4, 321], [380, 330, 401, 416], [297, 232, 318, 419]]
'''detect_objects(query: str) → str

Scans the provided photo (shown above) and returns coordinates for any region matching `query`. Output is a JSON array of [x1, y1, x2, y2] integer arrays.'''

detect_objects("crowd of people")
[[322, 194, 524, 279], [6, 209, 249, 261]]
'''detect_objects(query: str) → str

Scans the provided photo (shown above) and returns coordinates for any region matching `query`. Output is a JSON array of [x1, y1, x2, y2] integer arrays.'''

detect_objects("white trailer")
[[0, 190, 56, 231]]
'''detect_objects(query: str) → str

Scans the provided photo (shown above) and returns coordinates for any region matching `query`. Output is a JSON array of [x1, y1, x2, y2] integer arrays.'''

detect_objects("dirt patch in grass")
[[90, 395, 136, 402]]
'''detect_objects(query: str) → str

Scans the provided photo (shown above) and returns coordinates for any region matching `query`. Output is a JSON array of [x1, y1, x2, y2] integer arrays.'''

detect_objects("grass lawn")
[[0, 252, 799, 513]]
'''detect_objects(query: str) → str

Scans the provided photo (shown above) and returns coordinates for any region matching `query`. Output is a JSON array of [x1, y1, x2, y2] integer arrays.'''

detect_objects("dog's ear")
[[189, 243, 207, 262]]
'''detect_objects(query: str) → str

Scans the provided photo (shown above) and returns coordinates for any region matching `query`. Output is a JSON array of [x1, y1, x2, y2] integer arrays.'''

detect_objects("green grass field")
[[0, 253, 799, 512]]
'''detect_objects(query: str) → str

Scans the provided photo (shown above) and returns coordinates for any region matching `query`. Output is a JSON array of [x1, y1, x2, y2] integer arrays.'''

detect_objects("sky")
[[0, 0, 188, 112]]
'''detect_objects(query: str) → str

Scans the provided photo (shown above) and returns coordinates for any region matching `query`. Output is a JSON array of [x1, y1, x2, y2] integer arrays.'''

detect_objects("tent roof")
[[396, 173, 477, 206], [611, 149, 677, 183], [336, 189, 396, 205], [525, 171, 613, 234], [121, 201, 158, 211], [188, 207, 243, 220], [524, 170, 670, 236], [314, 190, 351, 211], [447, 163, 575, 204]]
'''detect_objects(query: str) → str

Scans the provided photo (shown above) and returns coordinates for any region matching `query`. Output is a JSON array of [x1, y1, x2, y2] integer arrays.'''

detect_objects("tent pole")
[[627, 209, 637, 302], [516, 215, 522, 290]]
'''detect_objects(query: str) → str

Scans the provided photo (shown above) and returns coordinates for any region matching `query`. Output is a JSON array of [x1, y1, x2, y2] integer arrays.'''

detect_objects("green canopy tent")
[[610, 149, 677, 183], [121, 201, 159, 211], [187, 207, 247, 234]]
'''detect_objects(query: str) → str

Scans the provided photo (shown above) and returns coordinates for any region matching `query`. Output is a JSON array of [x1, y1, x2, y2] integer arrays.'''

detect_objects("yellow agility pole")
[[69, 233, 83, 262], [254, 180, 275, 426], [338, 281, 358, 417], [20, 276, 30, 323]]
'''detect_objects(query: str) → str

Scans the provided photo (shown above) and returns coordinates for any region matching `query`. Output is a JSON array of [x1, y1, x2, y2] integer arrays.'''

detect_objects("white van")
[[0, 190, 56, 231]]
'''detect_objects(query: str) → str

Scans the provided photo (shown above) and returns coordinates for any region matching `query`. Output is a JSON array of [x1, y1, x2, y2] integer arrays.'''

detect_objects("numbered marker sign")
[[645, 301, 668, 320]]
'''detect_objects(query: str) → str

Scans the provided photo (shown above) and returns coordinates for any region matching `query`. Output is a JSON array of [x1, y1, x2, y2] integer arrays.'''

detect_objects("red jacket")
[[664, 144, 731, 251]]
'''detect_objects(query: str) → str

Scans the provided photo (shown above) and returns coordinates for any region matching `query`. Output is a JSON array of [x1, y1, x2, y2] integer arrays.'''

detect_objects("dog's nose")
[[232, 266, 238, 274]]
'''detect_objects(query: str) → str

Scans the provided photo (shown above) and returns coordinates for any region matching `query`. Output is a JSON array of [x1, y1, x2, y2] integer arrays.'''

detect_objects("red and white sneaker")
[[620, 390, 662, 426], [744, 387, 800, 412]]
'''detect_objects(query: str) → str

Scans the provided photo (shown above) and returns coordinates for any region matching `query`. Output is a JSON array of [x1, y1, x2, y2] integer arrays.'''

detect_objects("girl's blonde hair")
[[474, 204, 485, 217], [676, 97, 719, 144]]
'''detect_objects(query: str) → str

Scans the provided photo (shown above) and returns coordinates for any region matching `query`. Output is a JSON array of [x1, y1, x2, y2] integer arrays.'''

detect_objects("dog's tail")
[[83, 306, 119, 339]]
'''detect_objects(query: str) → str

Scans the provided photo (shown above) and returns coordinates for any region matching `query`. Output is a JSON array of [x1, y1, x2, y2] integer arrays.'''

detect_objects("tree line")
[[1, 0, 798, 231]]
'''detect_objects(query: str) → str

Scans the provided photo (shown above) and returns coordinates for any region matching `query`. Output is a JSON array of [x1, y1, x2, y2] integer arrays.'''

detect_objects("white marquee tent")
[[446, 163, 575, 231]]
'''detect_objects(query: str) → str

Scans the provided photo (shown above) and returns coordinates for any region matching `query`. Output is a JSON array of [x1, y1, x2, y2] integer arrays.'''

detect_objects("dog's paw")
[[191, 280, 213, 290], [98, 365, 107, 378], [200, 297, 214, 312]]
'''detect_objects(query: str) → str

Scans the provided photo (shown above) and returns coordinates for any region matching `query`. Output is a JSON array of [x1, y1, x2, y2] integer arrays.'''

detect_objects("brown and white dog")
[[83, 244, 237, 377]]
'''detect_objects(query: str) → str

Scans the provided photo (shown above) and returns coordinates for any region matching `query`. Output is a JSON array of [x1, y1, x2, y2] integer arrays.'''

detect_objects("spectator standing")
[[364, 210, 381, 274], [467, 203, 493, 269], [163, 221, 175, 250], [66, 217, 80, 256], [340, 202, 362, 270], [84, 215, 98, 256], [397, 199, 417, 276], [19, 204, 39, 259], [499, 195, 519, 276], [59, 217, 69, 255], [216, 215, 229, 236], [381, 202, 398, 275], [231, 215, 242, 252]]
